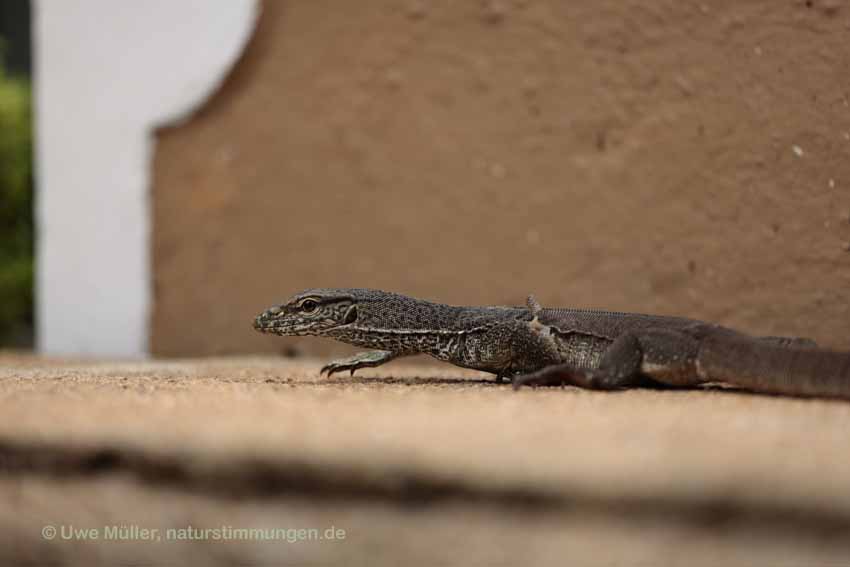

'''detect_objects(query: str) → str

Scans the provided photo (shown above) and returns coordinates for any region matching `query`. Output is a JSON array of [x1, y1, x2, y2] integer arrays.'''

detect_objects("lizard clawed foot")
[[319, 350, 397, 378], [512, 364, 594, 390], [320, 361, 364, 377]]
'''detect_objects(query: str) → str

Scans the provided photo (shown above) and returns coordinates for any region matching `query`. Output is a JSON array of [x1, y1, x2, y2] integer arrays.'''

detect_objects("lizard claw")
[[320, 362, 356, 377]]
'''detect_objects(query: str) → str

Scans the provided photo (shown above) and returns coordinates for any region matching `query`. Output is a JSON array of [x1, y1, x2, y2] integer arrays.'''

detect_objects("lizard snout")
[[253, 306, 283, 333]]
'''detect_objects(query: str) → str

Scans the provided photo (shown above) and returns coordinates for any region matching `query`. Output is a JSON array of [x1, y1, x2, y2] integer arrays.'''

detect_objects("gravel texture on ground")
[[2, 353, 849, 565]]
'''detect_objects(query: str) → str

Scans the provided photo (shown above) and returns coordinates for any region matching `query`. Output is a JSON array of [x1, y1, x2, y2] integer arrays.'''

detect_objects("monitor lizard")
[[253, 288, 850, 399]]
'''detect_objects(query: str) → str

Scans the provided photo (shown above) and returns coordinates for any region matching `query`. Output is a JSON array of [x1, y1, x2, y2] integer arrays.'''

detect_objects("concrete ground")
[[2, 353, 850, 566]]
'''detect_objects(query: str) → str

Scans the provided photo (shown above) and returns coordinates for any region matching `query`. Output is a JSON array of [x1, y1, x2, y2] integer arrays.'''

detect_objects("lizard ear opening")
[[343, 305, 358, 325]]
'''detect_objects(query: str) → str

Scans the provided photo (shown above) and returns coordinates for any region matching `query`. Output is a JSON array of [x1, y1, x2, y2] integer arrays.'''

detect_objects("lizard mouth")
[[253, 319, 293, 336], [253, 311, 284, 334], [253, 312, 312, 336]]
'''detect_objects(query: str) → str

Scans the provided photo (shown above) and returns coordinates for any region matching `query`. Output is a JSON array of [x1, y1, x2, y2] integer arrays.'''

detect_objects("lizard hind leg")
[[512, 334, 644, 390], [513, 329, 703, 391]]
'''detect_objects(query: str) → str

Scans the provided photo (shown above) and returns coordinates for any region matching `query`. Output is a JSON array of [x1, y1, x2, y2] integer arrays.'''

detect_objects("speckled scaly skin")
[[254, 288, 850, 399]]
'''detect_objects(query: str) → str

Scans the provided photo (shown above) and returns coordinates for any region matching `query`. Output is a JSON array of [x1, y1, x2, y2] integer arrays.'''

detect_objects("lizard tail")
[[698, 334, 850, 400]]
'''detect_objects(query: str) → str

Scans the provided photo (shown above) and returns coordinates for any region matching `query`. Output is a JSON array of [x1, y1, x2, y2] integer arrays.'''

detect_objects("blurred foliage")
[[0, 58, 32, 345]]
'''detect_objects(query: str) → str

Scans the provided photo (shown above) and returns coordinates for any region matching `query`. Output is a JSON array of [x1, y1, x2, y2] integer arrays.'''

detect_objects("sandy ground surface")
[[2, 353, 850, 566]]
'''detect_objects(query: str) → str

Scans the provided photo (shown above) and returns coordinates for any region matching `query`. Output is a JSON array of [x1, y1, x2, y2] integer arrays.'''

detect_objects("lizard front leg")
[[513, 329, 702, 390], [320, 350, 399, 377]]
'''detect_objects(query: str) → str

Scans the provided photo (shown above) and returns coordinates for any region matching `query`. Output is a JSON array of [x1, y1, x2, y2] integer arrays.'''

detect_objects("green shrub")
[[0, 62, 32, 346]]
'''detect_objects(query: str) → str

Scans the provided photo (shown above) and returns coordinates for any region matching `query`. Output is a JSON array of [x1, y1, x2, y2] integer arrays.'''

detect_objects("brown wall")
[[152, 0, 850, 357]]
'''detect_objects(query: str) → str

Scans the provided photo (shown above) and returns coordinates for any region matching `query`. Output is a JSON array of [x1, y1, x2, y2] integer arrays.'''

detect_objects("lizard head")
[[253, 289, 360, 336]]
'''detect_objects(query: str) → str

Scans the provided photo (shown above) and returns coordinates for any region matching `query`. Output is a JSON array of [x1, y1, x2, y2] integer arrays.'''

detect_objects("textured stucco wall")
[[152, 0, 850, 357]]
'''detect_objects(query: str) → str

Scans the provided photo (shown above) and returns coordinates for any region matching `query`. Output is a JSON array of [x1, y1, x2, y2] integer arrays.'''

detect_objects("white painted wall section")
[[35, 0, 260, 356]]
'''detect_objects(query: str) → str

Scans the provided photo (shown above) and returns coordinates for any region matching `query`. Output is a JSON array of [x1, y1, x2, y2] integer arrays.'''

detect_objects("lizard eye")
[[300, 299, 319, 313]]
